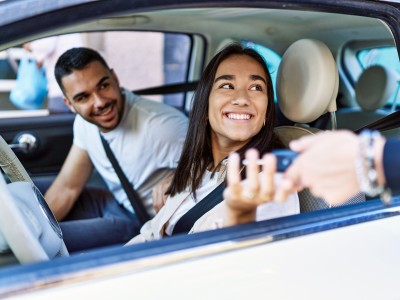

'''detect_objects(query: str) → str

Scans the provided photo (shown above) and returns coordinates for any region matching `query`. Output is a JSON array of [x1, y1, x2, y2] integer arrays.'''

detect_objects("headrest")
[[277, 39, 338, 123], [355, 65, 398, 111], [274, 125, 320, 148]]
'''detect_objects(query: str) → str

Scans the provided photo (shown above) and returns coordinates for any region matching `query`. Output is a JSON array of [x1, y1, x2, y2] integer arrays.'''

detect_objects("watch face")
[[32, 184, 63, 239]]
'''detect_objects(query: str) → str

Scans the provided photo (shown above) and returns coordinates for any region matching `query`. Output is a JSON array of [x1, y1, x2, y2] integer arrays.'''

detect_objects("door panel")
[[0, 114, 74, 177]]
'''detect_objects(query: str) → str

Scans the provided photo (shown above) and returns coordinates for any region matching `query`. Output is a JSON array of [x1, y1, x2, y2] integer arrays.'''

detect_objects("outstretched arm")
[[45, 145, 93, 220], [278, 130, 386, 206]]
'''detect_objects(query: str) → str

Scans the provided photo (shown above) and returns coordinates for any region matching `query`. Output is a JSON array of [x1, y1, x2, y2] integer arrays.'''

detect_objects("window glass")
[[163, 33, 191, 107], [241, 40, 282, 101], [0, 31, 191, 116], [357, 47, 400, 106]]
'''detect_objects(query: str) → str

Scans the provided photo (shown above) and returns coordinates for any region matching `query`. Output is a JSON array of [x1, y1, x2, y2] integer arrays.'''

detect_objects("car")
[[0, 0, 399, 298]]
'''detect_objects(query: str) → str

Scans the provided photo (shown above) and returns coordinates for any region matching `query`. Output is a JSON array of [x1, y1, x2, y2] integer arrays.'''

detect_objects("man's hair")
[[168, 43, 279, 197], [54, 47, 110, 92]]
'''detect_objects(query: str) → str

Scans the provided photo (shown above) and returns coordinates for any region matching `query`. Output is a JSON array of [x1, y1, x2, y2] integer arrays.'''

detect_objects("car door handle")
[[9, 133, 38, 153]]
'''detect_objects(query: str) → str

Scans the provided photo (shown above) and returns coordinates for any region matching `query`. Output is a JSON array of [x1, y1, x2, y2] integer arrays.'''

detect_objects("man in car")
[[40, 47, 188, 252]]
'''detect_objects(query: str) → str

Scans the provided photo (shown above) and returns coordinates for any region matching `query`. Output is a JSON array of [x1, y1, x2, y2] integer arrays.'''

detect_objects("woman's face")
[[208, 54, 268, 150]]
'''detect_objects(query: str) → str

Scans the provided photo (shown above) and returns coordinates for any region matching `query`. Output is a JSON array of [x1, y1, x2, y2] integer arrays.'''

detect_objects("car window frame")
[[0, 0, 400, 295], [338, 39, 398, 107], [1, 196, 400, 295]]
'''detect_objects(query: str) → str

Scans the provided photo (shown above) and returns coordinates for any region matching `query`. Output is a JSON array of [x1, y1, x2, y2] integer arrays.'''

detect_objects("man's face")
[[62, 61, 124, 132]]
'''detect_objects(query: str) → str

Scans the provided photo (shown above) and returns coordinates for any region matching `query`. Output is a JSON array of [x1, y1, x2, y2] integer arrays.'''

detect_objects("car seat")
[[274, 38, 365, 212], [335, 65, 400, 137]]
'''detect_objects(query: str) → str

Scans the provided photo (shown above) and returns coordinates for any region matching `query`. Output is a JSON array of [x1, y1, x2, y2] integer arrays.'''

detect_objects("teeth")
[[97, 105, 112, 116], [227, 113, 251, 120]]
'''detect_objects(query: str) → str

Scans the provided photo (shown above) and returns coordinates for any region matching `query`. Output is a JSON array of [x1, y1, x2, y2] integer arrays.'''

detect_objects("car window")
[[241, 40, 282, 101], [0, 31, 192, 116], [357, 46, 400, 107]]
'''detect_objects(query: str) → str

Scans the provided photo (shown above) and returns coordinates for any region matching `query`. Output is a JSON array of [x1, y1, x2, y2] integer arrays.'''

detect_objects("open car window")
[[0, 31, 193, 116], [0, 1, 399, 298], [241, 40, 282, 101], [357, 46, 400, 108]]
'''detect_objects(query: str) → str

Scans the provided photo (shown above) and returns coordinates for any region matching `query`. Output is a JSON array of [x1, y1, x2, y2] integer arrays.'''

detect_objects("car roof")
[[0, 0, 398, 62]]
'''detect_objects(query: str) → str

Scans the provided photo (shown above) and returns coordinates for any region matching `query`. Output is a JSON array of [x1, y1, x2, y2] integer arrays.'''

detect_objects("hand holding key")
[[223, 148, 296, 226]]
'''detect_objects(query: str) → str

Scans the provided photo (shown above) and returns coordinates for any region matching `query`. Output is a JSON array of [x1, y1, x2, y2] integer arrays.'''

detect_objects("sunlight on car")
[[0, 1, 399, 299]]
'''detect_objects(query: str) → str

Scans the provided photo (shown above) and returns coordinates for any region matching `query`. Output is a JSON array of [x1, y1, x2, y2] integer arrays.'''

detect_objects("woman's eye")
[[250, 84, 263, 91], [220, 83, 233, 89]]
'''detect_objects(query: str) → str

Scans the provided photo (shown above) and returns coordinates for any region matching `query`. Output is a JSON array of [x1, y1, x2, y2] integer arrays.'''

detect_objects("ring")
[[243, 190, 256, 200]]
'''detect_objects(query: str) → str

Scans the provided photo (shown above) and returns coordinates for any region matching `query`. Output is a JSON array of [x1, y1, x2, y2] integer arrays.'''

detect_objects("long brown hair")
[[169, 43, 277, 197]]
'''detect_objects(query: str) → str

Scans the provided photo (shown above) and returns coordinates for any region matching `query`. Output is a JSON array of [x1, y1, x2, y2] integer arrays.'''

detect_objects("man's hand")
[[279, 130, 362, 206], [152, 173, 174, 213]]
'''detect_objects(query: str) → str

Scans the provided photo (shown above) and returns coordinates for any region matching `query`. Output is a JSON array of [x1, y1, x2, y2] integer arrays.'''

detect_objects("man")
[[42, 47, 187, 252]]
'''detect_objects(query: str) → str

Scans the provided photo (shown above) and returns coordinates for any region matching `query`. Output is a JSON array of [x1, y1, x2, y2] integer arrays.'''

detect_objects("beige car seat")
[[335, 65, 400, 137], [274, 38, 365, 212]]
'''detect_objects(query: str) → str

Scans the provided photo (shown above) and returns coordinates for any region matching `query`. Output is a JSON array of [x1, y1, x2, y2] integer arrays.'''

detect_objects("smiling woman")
[[1, 1, 400, 298], [209, 54, 269, 154], [126, 43, 299, 244]]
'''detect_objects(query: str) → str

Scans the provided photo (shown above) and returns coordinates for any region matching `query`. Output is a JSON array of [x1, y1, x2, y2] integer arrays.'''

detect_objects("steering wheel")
[[0, 135, 69, 263]]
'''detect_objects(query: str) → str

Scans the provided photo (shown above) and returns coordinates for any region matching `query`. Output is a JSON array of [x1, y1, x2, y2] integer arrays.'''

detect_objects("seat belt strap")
[[355, 110, 400, 133], [172, 181, 225, 235], [100, 133, 151, 225]]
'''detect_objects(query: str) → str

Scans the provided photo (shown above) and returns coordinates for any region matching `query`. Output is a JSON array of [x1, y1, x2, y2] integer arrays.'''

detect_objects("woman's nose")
[[232, 89, 250, 106]]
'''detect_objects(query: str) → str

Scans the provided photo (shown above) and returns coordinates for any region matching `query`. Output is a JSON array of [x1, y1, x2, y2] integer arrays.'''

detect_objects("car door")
[[0, 114, 74, 177]]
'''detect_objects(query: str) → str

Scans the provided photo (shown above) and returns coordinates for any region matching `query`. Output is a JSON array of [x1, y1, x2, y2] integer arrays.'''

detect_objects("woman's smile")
[[224, 112, 253, 120]]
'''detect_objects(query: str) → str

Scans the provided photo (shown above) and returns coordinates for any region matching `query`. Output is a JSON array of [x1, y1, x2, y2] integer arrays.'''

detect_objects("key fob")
[[272, 149, 298, 172]]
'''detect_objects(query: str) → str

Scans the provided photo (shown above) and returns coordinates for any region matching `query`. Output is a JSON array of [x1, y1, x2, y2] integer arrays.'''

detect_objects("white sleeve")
[[255, 174, 300, 221], [72, 115, 87, 151], [190, 174, 300, 233], [147, 107, 188, 168]]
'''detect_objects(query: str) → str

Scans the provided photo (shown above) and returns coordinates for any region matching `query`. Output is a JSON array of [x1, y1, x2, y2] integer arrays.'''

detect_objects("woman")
[[127, 44, 299, 244]]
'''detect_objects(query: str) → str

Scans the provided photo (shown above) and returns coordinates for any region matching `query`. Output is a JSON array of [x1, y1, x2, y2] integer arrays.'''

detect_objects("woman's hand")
[[223, 149, 283, 226]]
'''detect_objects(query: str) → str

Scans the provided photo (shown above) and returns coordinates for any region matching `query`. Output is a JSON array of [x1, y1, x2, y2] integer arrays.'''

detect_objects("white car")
[[0, 0, 399, 299]]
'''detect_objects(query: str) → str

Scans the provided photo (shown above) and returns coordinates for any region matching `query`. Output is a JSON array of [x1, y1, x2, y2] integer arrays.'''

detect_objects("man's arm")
[[152, 172, 174, 213], [279, 130, 386, 206], [45, 145, 93, 221], [148, 108, 188, 211]]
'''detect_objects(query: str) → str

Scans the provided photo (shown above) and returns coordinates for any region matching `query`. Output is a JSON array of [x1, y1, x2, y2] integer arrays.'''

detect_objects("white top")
[[165, 170, 299, 235], [165, 170, 219, 235], [73, 89, 188, 214], [127, 165, 299, 244]]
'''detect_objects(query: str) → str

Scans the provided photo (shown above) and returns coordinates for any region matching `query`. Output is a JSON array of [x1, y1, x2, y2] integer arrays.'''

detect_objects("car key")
[[242, 149, 298, 172]]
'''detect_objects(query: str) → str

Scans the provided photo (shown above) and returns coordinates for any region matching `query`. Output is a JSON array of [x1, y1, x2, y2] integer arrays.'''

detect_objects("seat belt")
[[100, 133, 151, 225], [172, 181, 225, 235], [355, 110, 400, 133]]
